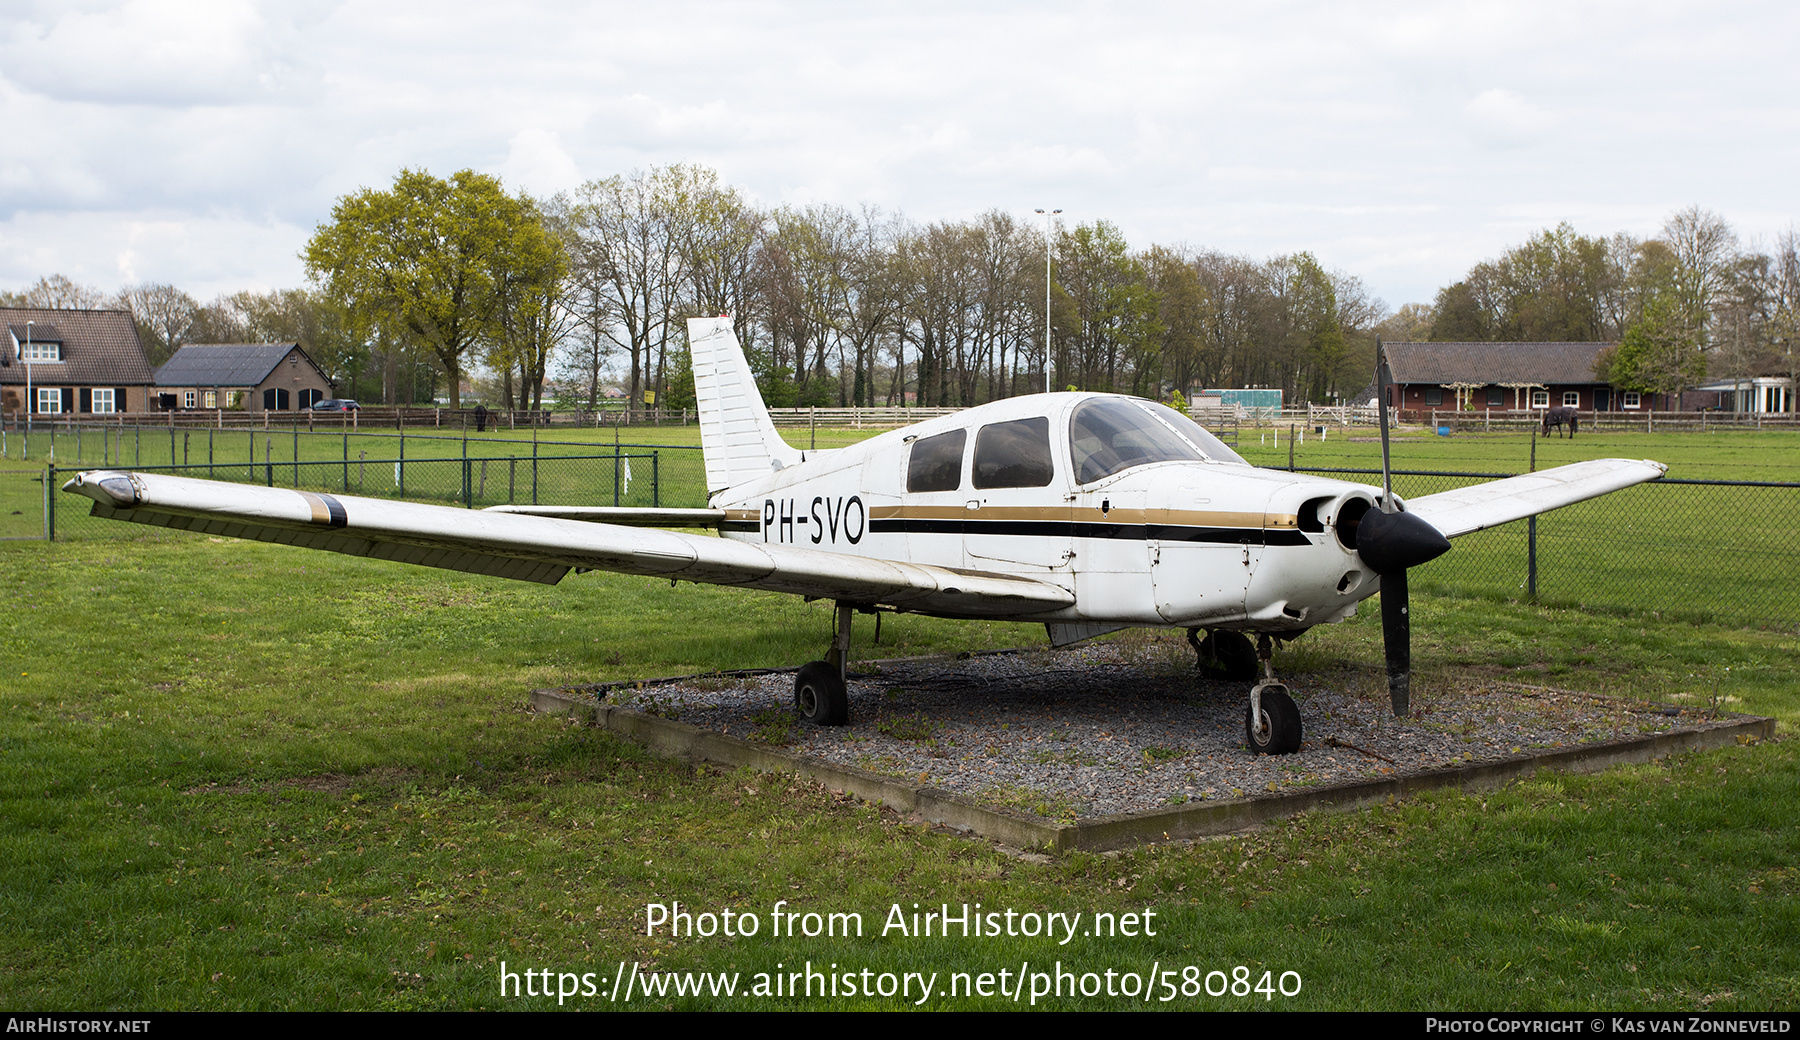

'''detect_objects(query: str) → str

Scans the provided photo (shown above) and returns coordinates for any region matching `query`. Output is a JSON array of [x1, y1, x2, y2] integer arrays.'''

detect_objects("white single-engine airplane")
[[65, 317, 1665, 754]]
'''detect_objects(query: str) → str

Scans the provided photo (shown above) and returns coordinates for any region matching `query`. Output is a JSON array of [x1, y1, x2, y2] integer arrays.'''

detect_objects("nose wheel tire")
[[1245, 682, 1302, 755], [794, 661, 849, 726]]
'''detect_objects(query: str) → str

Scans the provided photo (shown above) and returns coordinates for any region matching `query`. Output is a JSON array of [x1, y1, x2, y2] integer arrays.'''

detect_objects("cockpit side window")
[[906, 428, 966, 493], [1144, 401, 1250, 466], [1069, 398, 1202, 483], [972, 417, 1054, 489], [1068, 398, 1249, 483]]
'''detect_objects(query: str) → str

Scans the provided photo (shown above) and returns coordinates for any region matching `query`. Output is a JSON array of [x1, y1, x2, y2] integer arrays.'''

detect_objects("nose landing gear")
[[1244, 634, 1302, 755]]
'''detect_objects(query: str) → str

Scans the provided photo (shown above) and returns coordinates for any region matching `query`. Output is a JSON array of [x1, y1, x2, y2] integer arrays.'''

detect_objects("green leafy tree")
[[304, 169, 557, 409], [1612, 291, 1706, 403]]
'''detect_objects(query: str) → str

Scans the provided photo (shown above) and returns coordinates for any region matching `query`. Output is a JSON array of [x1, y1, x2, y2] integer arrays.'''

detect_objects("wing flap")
[[1405, 458, 1667, 538], [66, 471, 1072, 616], [484, 505, 726, 527]]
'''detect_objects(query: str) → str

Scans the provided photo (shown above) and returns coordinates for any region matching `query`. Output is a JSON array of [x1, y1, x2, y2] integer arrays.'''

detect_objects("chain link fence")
[[5, 423, 1795, 630], [2, 424, 709, 541], [1293, 467, 1800, 631]]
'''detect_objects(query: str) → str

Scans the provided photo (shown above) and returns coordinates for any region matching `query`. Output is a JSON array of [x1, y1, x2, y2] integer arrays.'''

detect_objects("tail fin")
[[687, 316, 803, 494]]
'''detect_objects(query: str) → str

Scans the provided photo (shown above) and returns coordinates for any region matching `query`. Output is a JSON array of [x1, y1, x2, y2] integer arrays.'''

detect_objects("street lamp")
[[23, 319, 33, 434], [1035, 208, 1060, 395]]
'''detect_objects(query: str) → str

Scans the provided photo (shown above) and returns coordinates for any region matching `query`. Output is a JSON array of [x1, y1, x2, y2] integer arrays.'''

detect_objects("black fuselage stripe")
[[865, 518, 1310, 547]]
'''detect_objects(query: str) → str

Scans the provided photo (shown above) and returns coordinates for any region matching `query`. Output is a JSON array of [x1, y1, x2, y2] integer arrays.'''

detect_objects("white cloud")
[[1, 0, 1795, 307], [1464, 89, 1552, 149], [498, 128, 582, 198]]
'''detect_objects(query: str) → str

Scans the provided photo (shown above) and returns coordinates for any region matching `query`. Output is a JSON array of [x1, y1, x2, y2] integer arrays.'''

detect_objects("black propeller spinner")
[[1368, 341, 1451, 716]]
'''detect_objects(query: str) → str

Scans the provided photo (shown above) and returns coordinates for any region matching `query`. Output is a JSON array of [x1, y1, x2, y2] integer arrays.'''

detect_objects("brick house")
[[1380, 341, 1634, 414], [153, 344, 335, 413], [1, 308, 157, 417]]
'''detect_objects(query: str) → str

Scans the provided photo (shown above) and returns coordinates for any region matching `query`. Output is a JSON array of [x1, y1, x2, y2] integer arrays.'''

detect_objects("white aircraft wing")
[[63, 471, 1073, 617], [1403, 458, 1667, 539]]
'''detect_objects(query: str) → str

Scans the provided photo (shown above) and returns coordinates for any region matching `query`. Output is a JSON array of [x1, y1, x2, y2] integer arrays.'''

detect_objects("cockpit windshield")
[[1068, 398, 1249, 484]]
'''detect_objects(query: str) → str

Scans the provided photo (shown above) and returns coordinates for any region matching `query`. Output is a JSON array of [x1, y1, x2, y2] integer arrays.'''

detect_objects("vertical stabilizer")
[[687, 317, 803, 494]]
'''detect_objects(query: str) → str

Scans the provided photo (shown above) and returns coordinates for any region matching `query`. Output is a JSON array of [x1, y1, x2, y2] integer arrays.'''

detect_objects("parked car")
[[308, 399, 360, 412]]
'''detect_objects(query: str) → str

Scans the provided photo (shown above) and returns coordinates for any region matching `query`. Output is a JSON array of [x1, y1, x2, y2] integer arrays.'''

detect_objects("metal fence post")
[[1527, 515, 1537, 601], [44, 464, 54, 541], [652, 451, 659, 508]]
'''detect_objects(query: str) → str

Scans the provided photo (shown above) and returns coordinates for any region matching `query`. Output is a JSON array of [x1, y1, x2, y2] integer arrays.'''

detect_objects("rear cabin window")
[[972, 417, 1054, 489], [1068, 398, 1247, 484], [906, 429, 966, 492]]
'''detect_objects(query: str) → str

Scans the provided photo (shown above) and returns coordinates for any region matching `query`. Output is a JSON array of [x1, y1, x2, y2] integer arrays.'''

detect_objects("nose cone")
[[1357, 507, 1450, 575]]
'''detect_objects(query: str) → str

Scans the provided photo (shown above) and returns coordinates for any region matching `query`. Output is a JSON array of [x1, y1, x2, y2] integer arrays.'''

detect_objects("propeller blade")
[[1381, 567, 1411, 716], [1367, 339, 1436, 717], [1359, 506, 1445, 718], [1376, 337, 1395, 511]]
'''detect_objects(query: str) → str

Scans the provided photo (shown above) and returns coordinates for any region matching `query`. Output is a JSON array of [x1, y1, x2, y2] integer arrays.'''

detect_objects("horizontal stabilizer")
[[1404, 458, 1667, 538]]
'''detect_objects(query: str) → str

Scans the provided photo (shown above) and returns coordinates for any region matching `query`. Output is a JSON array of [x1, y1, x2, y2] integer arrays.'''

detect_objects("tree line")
[[7, 167, 1793, 411], [1393, 209, 1800, 402]]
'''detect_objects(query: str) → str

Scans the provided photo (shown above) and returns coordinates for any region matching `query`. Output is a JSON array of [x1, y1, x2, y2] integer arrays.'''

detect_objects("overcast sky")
[[3, 0, 1795, 311]]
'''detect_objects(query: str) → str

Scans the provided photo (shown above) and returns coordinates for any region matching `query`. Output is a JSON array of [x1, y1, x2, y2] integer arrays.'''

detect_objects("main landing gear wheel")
[[794, 661, 849, 726], [1245, 682, 1302, 755], [1191, 629, 1260, 682]]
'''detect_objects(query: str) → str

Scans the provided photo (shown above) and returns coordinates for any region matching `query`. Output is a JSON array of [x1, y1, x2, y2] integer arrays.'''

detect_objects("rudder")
[[687, 317, 803, 495]]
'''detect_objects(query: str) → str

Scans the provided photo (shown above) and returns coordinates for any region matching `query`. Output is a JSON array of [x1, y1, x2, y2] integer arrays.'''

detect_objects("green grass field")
[[3, 419, 1799, 1008], [1, 537, 1796, 1010]]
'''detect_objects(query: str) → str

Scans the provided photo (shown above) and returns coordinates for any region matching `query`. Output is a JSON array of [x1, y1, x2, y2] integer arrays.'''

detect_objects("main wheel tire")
[[1200, 630, 1260, 682], [1245, 684, 1302, 755], [793, 661, 849, 726]]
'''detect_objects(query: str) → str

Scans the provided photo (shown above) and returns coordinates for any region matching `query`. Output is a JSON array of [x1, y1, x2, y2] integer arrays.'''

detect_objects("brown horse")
[[1542, 405, 1579, 439]]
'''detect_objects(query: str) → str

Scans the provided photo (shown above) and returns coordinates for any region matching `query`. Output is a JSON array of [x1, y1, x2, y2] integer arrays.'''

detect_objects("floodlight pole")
[[23, 320, 33, 435], [1035, 208, 1060, 395]]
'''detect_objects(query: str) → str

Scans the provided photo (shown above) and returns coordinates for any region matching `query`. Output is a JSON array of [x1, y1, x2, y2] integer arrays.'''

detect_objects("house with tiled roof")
[[153, 344, 334, 412], [1, 308, 156, 417], [1380, 341, 1632, 413]]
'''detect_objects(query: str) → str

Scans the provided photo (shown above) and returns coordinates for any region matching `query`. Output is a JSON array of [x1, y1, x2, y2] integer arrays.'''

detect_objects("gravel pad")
[[604, 641, 1694, 820]]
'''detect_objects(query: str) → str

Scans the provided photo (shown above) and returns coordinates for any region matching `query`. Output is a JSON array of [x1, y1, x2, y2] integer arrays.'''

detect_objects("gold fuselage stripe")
[[867, 504, 1297, 530]]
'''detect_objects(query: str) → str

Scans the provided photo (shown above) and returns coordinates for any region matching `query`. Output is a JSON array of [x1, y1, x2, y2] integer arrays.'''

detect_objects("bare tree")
[[5, 274, 113, 310], [118, 283, 200, 366], [1661, 206, 1740, 347]]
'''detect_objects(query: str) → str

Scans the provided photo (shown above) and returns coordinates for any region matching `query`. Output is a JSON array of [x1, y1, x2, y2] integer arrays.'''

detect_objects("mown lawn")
[[1, 532, 1795, 1010]]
